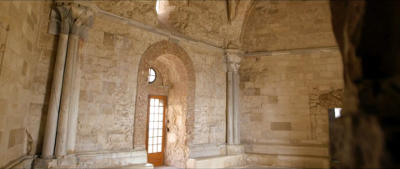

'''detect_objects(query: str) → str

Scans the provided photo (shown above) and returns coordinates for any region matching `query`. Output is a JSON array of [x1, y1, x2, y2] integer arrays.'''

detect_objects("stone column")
[[55, 3, 93, 157], [67, 17, 90, 154], [226, 49, 242, 145], [41, 6, 71, 159]]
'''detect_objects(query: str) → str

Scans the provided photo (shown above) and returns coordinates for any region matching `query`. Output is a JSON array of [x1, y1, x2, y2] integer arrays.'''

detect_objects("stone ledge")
[[187, 154, 246, 169], [226, 145, 244, 155], [245, 144, 329, 157], [246, 153, 330, 169], [34, 150, 147, 168], [115, 163, 153, 169], [189, 144, 227, 158]]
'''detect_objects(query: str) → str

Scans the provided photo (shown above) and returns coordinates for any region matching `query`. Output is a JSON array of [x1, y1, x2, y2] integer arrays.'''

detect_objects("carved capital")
[[226, 49, 243, 72], [49, 5, 72, 34], [48, 2, 94, 39], [69, 4, 94, 38]]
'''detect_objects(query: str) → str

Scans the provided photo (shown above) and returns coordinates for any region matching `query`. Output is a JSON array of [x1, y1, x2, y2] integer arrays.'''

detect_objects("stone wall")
[[239, 47, 344, 168], [95, 0, 247, 48], [241, 0, 337, 52], [0, 1, 227, 166], [0, 1, 351, 168], [76, 11, 227, 162], [133, 41, 196, 168], [0, 1, 55, 167], [179, 41, 227, 158], [0, 1, 227, 167], [75, 13, 156, 152]]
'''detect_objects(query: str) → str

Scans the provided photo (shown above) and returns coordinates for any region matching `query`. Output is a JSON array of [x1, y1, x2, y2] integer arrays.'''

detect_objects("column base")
[[226, 144, 244, 155]]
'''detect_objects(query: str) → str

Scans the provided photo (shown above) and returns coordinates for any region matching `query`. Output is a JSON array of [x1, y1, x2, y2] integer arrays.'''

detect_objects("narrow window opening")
[[329, 107, 343, 168], [334, 108, 342, 119], [156, 0, 161, 14], [148, 68, 156, 84]]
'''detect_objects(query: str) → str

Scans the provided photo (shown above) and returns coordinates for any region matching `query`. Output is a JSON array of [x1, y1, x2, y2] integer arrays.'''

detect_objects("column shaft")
[[55, 35, 79, 157], [40, 2, 93, 160], [226, 50, 242, 146], [66, 38, 81, 153], [233, 71, 240, 144], [227, 71, 234, 145], [41, 33, 69, 158]]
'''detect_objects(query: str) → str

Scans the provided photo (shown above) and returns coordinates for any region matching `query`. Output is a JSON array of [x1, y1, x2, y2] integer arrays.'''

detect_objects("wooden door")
[[146, 96, 167, 166]]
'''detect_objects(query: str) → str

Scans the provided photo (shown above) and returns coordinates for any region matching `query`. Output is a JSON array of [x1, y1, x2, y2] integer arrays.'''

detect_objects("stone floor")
[[154, 165, 294, 169], [155, 166, 179, 169]]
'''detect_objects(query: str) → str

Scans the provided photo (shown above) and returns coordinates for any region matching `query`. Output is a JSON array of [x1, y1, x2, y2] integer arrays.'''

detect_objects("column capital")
[[225, 49, 243, 72], [48, 2, 94, 39]]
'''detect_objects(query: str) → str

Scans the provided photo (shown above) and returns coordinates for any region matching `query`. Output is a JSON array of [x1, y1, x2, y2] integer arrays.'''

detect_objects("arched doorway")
[[133, 41, 195, 168]]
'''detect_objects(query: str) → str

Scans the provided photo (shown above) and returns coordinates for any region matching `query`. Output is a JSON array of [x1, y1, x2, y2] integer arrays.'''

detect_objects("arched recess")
[[133, 40, 195, 168]]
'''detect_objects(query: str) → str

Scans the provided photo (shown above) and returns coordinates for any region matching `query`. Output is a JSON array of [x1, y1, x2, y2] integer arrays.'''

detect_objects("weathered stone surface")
[[96, 0, 251, 49], [134, 41, 195, 168], [270, 122, 292, 131], [8, 128, 25, 148], [0, 1, 54, 167], [34, 150, 147, 168], [239, 47, 344, 168], [69, 9, 226, 167], [76, 14, 146, 153], [187, 154, 246, 169], [0, 22, 7, 77], [3, 0, 391, 168], [246, 153, 330, 169], [242, 0, 337, 52], [96, 1, 158, 27]]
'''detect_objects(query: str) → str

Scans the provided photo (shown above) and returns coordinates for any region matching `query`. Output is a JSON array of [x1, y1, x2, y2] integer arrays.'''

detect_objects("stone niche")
[[133, 40, 196, 168]]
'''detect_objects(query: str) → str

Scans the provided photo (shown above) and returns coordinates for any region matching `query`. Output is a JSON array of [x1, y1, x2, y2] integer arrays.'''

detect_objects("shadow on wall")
[[330, 1, 400, 168]]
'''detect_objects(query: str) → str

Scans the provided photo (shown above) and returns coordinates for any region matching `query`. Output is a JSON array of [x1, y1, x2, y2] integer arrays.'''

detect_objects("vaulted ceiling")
[[95, 0, 337, 52]]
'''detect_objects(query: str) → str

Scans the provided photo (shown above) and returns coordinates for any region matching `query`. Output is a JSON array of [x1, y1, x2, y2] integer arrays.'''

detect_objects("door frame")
[[146, 95, 168, 166]]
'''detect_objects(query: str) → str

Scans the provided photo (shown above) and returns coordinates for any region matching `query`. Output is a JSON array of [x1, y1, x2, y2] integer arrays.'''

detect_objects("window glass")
[[148, 68, 156, 83], [147, 98, 164, 153], [334, 108, 342, 118]]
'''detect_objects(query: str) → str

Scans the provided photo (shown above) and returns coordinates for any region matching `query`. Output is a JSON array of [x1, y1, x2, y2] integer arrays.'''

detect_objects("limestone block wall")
[[75, 13, 165, 152], [178, 42, 226, 150], [76, 12, 227, 158], [0, 1, 55, 167], [239, 47, 344, 168], [0, 1, 227, 166], [241, 0, 337, 52], [95, 1, 245, 48]]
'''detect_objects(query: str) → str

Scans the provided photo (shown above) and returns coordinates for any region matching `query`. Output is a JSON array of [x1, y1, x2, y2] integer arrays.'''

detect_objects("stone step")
[[187, 154, 246, 168], [115, 163, 154, 169]]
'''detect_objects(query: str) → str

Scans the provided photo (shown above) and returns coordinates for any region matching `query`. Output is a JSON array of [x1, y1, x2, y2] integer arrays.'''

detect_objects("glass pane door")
[[147, 97, 165, 154]]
